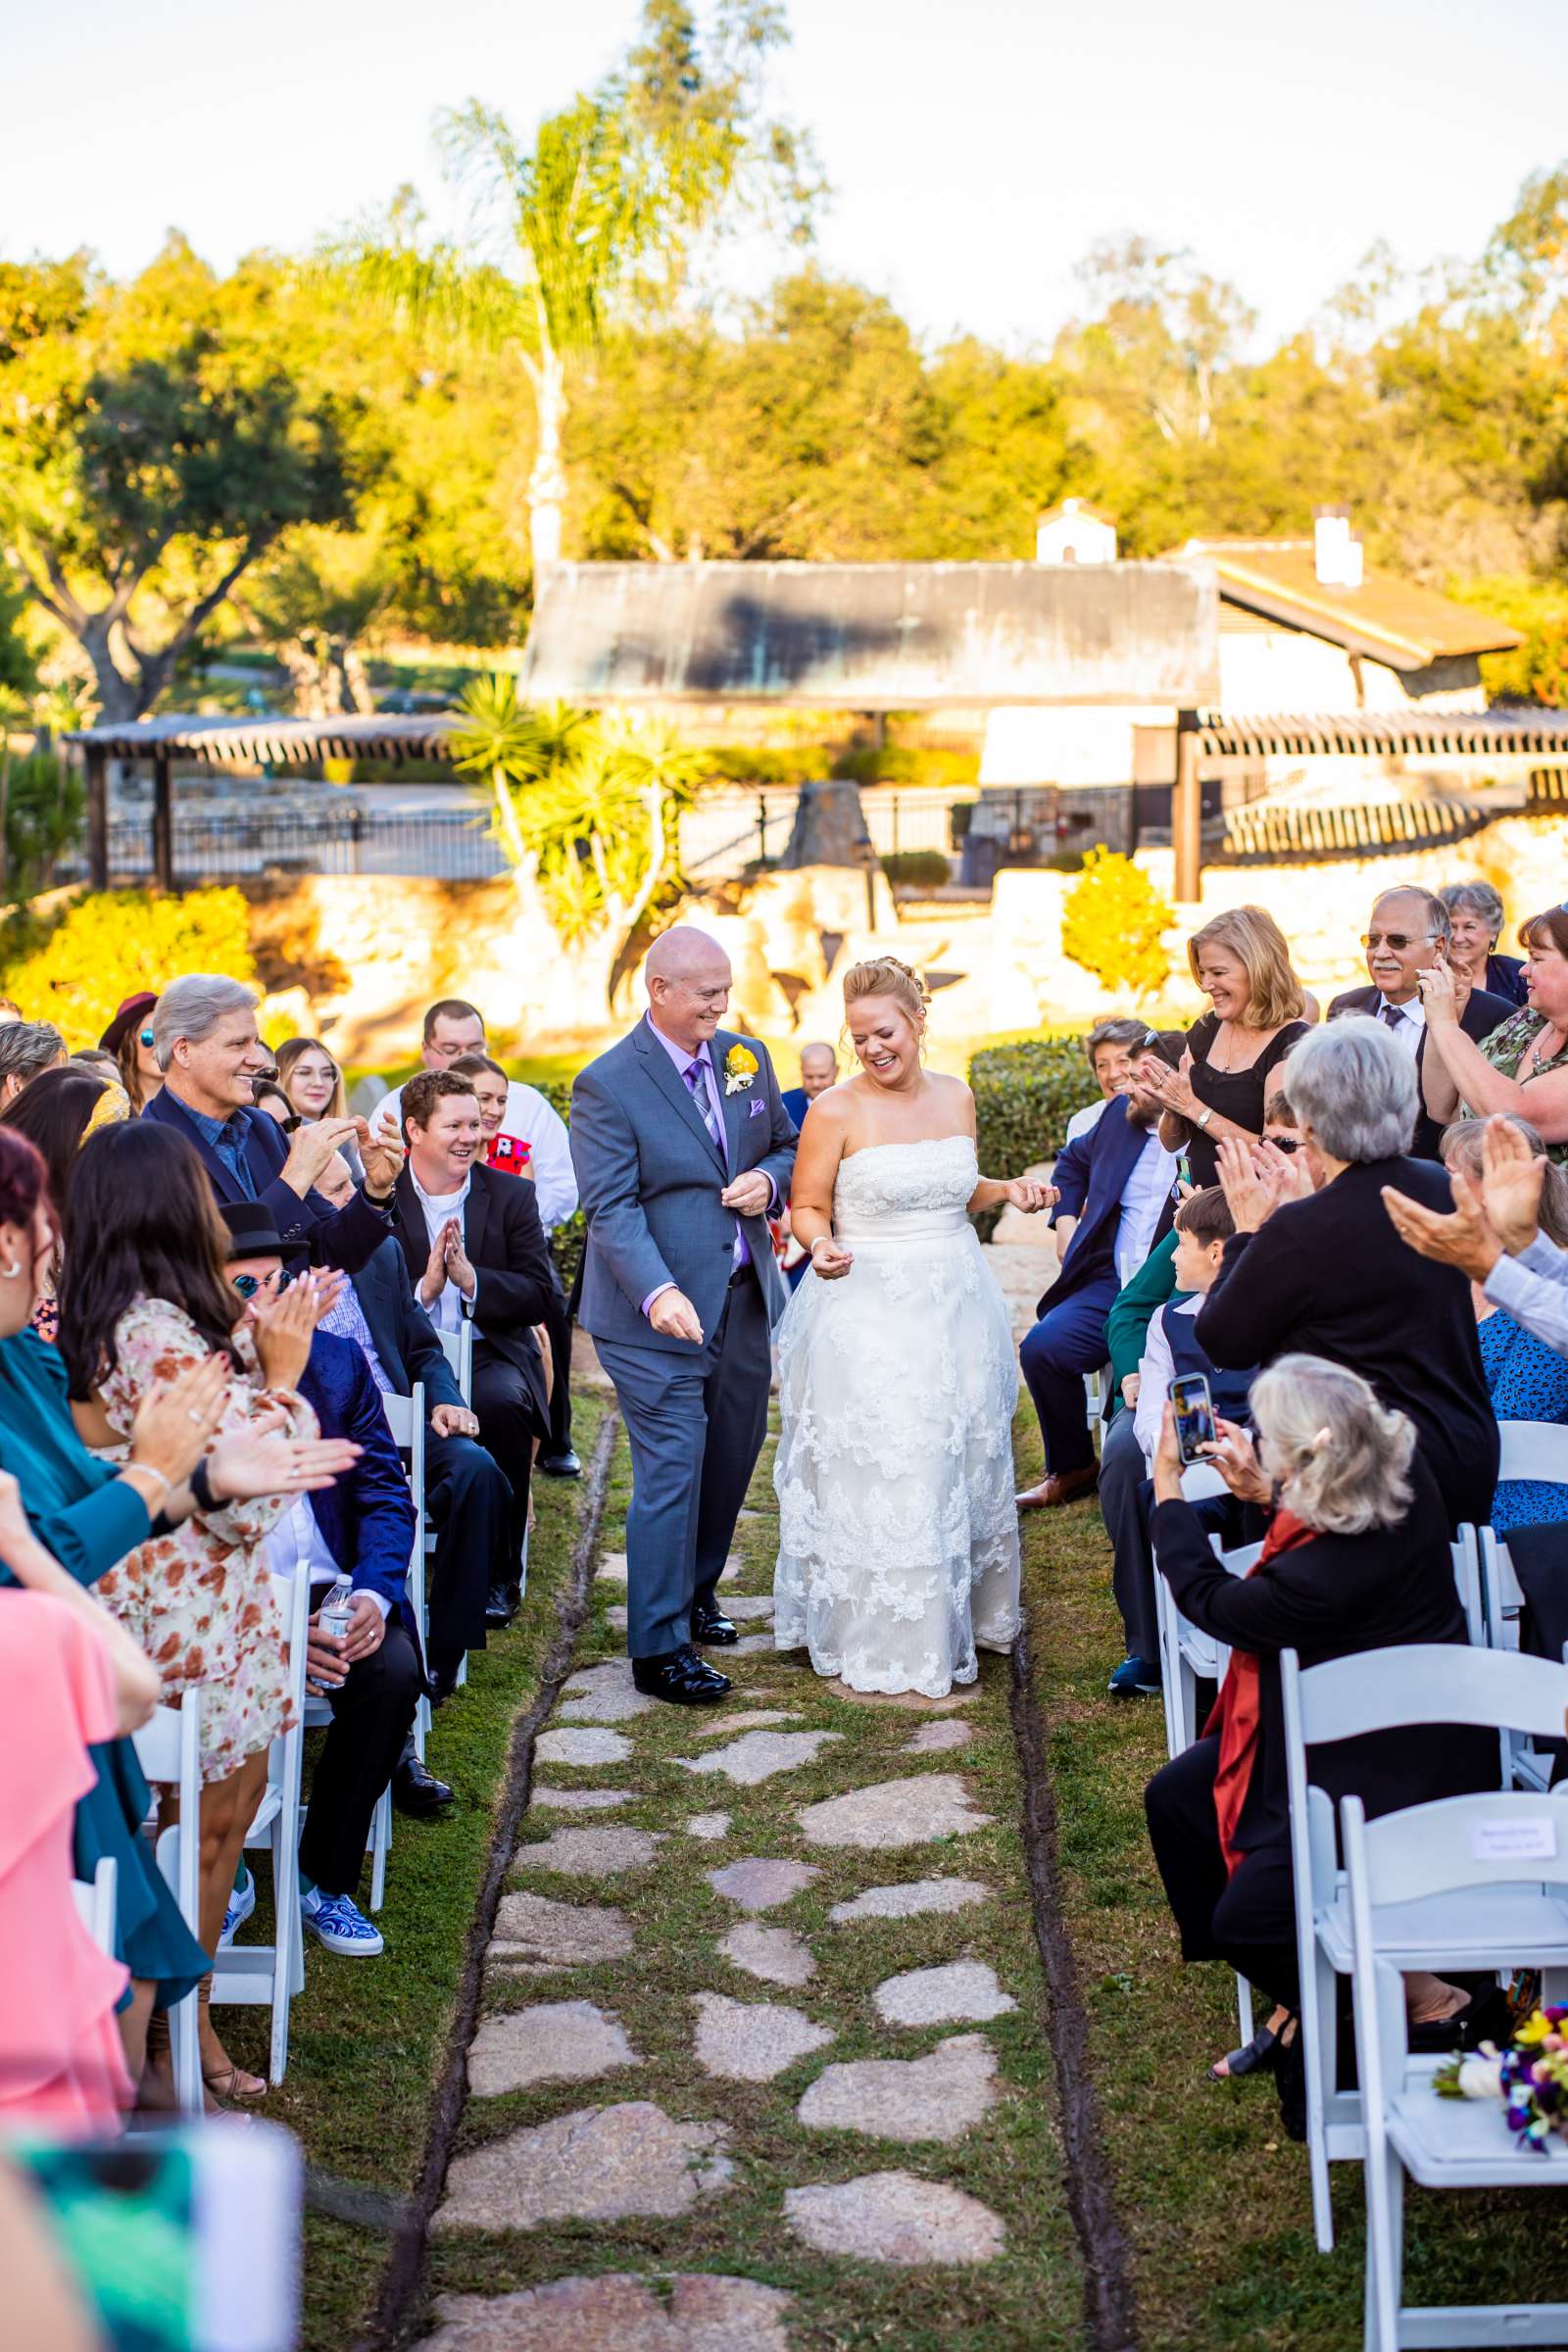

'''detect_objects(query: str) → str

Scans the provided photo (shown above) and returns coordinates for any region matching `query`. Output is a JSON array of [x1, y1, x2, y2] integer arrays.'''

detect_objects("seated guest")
[[1144, 1353, 1493, 2125], [780, 1041, 839, 1131], [0, 1067, 129, 1340], [277, 1037, 363, 1177], [1198, 1017, 1498, 1532], [70, 1048, 120, 1080], [101, 994, 163, 1113], [393, 1074, 556, 1604], [1328, 883, 1512, 1159], [1416, 903, 1568, 1163], [1262, 1090, 1301, 1150], [251, 1078, 296, 1130], [145, 975, 404, 1272], [1386, 1112, 1568, 1366], [0, 1020, 67, 1108], [1441, 879, 1528, 1008], [1140, 908, 1309, 1190], [316, 1149, 514, 1710], [221, 1205, 420, 1957], [1065, 1017, 1155, 1146], [1017, 1048, 1178, 1510]]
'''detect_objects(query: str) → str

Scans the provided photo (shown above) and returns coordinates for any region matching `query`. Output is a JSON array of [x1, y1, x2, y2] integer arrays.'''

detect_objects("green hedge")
[[532, 1075, 586, 1292], [968, 1036, 1100, 1242]]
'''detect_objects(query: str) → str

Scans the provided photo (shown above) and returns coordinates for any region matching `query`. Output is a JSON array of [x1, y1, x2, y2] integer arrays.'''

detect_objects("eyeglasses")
[[1361, 932, 1421, 952], [231, 1272, 261, 1299], [138, 1028, 155, 1049]]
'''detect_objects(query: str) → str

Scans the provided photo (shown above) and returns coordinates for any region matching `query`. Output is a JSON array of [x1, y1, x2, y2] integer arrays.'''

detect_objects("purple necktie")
[[686, 1057, 749, 1272]]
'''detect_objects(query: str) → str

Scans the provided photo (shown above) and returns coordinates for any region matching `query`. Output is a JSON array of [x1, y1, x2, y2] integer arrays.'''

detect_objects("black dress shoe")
[[393, 1753, 454, 1816], [427, 1660, 462, 1707], [692, 1604, 739, 1645], [538, 1448, 581, 1479], [630, 1645, 733, 1705], [484, 1581, 520, 1630]]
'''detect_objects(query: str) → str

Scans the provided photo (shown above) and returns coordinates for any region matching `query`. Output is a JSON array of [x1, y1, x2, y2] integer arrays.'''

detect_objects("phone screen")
[[1170, 1373, 1216, 1466]]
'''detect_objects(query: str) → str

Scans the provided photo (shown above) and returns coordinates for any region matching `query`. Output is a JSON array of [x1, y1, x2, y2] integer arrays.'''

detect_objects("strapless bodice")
[[830, 1135, 978, 1245]]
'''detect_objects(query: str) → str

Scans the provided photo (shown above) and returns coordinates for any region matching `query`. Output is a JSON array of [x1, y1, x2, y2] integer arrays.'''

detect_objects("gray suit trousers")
[[594, 1267, 772, 1659]]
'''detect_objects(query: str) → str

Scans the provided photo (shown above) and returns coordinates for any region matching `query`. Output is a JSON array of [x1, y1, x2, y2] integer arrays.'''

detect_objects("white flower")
[[1455, 2052, 1505, 2101]]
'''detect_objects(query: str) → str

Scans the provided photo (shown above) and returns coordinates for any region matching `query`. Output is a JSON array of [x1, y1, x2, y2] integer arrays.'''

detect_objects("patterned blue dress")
[[1478, 1308, 1568, 1531]]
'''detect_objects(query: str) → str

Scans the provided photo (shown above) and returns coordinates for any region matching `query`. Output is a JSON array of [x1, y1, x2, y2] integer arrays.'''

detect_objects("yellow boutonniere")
[[724, 1044, 760, 1096]]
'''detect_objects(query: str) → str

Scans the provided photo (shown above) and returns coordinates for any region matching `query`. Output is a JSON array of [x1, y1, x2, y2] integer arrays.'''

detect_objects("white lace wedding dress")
[[772, 1135, 1022, 1696]]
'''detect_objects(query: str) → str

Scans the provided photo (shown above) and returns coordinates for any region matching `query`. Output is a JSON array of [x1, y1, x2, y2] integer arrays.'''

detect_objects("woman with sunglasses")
[[100, 994, 163, 1114], [276, 1037, 362, 1177]]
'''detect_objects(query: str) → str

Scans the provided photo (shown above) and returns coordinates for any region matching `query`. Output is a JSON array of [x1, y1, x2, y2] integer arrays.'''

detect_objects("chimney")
[[1313, 505, 1362, 588]]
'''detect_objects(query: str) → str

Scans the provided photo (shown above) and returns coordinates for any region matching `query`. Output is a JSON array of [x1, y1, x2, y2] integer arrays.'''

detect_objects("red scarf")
[[1205, 1507, 1315, 1877]]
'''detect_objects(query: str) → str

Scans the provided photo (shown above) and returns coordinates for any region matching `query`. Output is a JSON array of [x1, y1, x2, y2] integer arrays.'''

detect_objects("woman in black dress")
[[1139, 906, 1310, 1189]]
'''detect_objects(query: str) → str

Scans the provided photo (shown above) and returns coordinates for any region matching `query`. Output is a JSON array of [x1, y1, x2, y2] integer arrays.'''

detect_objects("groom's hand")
[[649, 1288, 705, 1344], [720, 1171, 772, 1216]]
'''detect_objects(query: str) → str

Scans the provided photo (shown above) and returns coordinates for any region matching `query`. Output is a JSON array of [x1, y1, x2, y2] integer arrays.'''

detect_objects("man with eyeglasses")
[[1328, 885, 1513, 1158]]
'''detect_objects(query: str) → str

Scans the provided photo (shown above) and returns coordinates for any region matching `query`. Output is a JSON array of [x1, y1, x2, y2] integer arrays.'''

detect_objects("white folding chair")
[[438, 1323, 473, 1406], [1448, 1526, 1486, 1649], [1282, 1641, 1568, 2252], [131, 1689, 203, 2116], [1476, 1526, 1564, 1792], [1496, 1419, 1568, 1491], [71, 1856, 118, 1958], [382, 1384, 430, 1766], [1344, 1789, 1568, 2350], [212, 1568, 309, 2084]]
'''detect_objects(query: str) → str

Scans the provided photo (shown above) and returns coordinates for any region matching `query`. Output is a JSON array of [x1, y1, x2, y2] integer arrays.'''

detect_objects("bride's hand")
[[1002, 1178, 1055, 1214], [808, 1235, 854, 1281]]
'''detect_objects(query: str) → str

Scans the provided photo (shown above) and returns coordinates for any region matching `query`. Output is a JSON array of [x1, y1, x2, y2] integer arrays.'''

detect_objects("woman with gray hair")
[[1144, 1352, 1495, 2120], [1440, 880, 1527, 1007], [0, 1019, 66, 1109], [1197, 1015, 1497, 1529]]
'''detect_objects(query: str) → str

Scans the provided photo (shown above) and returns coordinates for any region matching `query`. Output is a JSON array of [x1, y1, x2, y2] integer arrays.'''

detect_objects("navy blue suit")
[[350, 1237, 514, 1661], [293, 1332, 420, 1896], [144, 1085, 392, 1273], [1021, 1098, 1175, 1480]]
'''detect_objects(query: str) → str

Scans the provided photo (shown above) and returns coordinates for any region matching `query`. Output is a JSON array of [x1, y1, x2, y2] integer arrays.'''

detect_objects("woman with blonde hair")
[[276, 1037, 361, 1177], [773, 955, 1051, 1697], [1139, 905, 1310, 1189]]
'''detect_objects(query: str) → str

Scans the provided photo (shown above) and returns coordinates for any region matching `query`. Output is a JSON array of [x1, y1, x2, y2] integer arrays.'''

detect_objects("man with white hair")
[[144, 973, 405, 1270], [1328, 883, 1512, 1159], [571, 925, 797, 1704]]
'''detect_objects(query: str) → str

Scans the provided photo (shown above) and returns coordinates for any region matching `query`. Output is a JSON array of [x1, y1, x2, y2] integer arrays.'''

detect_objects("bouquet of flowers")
[[1436, 2005, 1568, 2150]]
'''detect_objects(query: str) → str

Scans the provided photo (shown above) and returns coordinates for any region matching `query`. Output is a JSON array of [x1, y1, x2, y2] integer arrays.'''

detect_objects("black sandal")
[[1207, 2023, 1281, 2082]]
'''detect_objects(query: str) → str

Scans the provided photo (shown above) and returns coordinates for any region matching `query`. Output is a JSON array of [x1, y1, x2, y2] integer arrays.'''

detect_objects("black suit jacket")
[[351, 1237, 465, 1413], [1151, 1456, 1490, 1855], [143, 1085, 391, 1274], [1196, 1155, 1498, 1531], [1326, 982, 1514, 1159], [392, 1161, 555, 1404]]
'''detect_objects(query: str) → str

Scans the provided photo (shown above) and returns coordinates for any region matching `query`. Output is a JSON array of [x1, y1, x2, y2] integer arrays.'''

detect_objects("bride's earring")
[[0, 1258, 22, 1280]]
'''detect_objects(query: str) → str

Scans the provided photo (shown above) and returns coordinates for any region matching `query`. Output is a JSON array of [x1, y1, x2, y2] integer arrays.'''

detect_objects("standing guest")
[[1416, 903, 1568, 1162], [1138, 907, 1308, 1191], [780, 1041, 840, 1132], [58, 1122, 359, 2106], [1015, 1051, 1176, 1510], [277, 1038, 363, 1178], [221, 1204, 420, 1956], [1328, 883, 1512, 1158], [100, 995, 163, 1114], [0, 1068, 129, 1340], [1198, 1016, 1498, 1531], [0, 1020, 67, 1109], [1064, 1017, 1150, 1146], [1441, 880, 1528, 1008], [392, 1072, 556, 1614], [376, 1001, 578, 1474], [144, 975, 403, 1273]]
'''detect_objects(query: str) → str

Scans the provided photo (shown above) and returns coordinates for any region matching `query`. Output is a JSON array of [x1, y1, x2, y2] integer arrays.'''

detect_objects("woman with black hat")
[[100, 992, 162, 1113]]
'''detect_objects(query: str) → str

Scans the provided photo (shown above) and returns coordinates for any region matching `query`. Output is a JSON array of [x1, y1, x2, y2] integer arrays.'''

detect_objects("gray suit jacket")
[[570, 1018, 799, 1350]]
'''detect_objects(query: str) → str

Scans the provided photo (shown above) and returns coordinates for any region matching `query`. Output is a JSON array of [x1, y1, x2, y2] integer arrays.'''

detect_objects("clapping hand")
[[1480, 1113, 1544, 1254], [359, 1122, 406, 1198], [1215, 1137, 1292, 1233], [443, 1220, 477, 1300], [250, 1268, 346, 1391], [419, 1220, 456, 1307], [1416, 956, 1462, 1027], [281, 1116, 361, 1196], [1139, 1049, 1200, 1122]]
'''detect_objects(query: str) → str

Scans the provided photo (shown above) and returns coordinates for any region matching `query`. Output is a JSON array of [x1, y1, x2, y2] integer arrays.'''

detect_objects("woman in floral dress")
[[59, 1123, 355, 2104]]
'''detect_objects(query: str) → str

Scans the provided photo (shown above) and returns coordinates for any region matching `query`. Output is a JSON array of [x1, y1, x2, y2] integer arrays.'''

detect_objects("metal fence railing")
[[679, 789, 958, 880], [60, 806, 510, 887]]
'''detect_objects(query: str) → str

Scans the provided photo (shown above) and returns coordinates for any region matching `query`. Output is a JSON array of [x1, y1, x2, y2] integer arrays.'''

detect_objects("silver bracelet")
[[808, 1234, 834, 1258], [123, 1463, 172, 1504]]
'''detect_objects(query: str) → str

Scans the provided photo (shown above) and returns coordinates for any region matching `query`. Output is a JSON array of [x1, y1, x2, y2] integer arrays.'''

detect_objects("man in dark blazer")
[[1016, 1056, 1179, 1509], [147, 973, 402, 1270], [222, 1204, 421, 1957], [1328, 884, 1512, 1159], [391, 1071, 557, 1595]]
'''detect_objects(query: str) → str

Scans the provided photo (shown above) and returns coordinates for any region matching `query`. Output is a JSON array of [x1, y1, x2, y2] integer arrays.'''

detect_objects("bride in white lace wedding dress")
[[773, 958, 1052, 1697]]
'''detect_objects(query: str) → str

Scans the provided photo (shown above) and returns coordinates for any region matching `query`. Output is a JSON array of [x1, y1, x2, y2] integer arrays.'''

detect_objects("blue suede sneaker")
[[301, 1886, 384, 1957], [1107, 1654, 1161, 1698], [219, 1868, 256, 1948]]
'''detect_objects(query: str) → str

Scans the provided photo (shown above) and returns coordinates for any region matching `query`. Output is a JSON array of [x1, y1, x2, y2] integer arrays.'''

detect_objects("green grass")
[[1014, 1411, 1563, 2349], [223, 1395, 606, 2352], [421, 1416, 1089, 2350]]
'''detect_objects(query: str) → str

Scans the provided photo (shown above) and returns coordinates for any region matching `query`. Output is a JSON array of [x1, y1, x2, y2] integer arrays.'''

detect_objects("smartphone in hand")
[[1170, 1372, 1217, 1467]]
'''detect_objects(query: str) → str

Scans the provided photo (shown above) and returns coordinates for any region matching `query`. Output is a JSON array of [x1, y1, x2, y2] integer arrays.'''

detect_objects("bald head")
[[645, 926, 733, 1054], [799, 1041, 838, 1101]]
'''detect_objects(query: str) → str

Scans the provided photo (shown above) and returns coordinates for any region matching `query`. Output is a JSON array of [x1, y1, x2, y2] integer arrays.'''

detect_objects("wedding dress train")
[[772, 1134, 1022, 1697]]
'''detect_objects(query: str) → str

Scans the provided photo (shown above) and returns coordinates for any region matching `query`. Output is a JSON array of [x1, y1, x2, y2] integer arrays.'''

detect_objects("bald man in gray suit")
[[570, 928, 798, 1704]]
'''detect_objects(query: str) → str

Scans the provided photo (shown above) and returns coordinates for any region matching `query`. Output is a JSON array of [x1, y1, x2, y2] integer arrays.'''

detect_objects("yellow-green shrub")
[[3, 888, 256, 1045], [1060, 847, 1173, 1000]]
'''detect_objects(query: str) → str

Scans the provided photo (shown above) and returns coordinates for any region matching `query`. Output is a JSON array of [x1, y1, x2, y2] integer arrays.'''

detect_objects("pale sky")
[[8, 0, 1566, 350]]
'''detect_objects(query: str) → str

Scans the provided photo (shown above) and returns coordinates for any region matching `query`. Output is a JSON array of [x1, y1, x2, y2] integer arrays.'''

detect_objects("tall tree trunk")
[[525, 336, 568, 579]]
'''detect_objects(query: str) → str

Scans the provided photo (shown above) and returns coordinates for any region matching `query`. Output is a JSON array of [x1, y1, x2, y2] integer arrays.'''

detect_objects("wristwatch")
[[1195, 1107, 1213, 1132]]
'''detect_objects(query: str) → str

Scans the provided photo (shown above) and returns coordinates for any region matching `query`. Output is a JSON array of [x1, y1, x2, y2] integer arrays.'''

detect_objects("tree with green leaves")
[[0, 242, 367, 722]]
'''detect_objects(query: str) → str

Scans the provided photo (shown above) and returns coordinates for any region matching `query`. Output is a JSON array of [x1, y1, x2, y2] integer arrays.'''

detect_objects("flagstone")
[[784, 2170, 1004, 2264], [706, 1857, 819, 1912], [685, 1811, 732, 1840], [558, 1661, 656, 1723], [797, 1773, 994, 1849], [489, 1892, 634, 1968], [906, 1718, 973, 1753], [597, 1550, 740, 1585], [696, 1709, 801, 1738], [828, 1878, 990, 1926], [796, 2034, 997, 2143], [873, 1960, 1017, 2027], [417, 2274, 792, 2352], [514, 1826, 664, 1880], [692, 1990, 833, 2082], [718, 1923, 816, 1987], [673, 1729, 844, 1787], [535, 1727, 634, 1767], [532, 1786, 632, 1811], [715, 1592, 776, 1620], [823, 1678, 980, 1712], [467, 2002, 640, 2095], [433, 2102, 733, 2231]]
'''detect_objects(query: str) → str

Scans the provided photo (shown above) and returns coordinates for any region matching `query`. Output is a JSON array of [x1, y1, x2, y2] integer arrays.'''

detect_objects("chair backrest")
[[438, 1323, 473, 1404], [1450, 1525, 1486, 1647], [1497, 1419, 1568, 1489], [1180, 1462, 1228, 1505], [1284, 1641, 1568, 1751], [132, 1688, 202, 1794], [71, 1856, 117, 1956], [1344, 1787, 1568, 1913], [1479, 1526, 1525, 1651]]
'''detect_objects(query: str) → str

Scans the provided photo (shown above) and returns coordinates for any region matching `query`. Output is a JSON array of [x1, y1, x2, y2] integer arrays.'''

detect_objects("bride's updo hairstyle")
[[842, 956, 931, 1038]]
